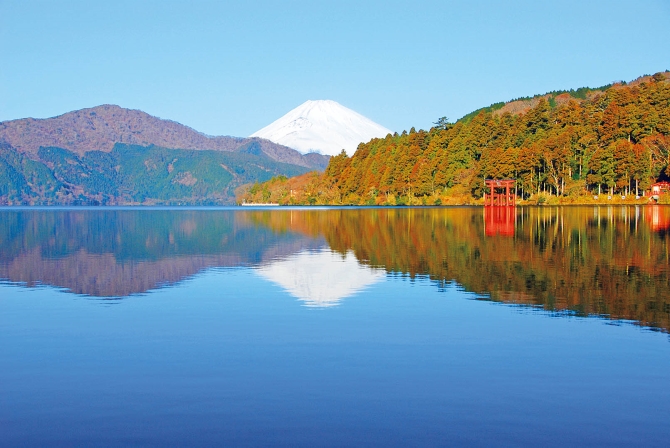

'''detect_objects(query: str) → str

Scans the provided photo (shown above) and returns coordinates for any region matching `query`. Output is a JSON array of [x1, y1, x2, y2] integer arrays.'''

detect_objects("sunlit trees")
[[239, 73, 670, 205]]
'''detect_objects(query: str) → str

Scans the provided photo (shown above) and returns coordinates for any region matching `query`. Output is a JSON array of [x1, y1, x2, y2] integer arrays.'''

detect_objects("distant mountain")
[[251, 100, 392, 156], [0, 142, 312, 205], [0, 104, 334, 205], [0, 104, 330, 170]]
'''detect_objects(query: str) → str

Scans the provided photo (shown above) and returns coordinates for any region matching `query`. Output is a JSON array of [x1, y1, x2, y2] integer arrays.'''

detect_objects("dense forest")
[[239, 72, 670, 205], [0, 143, 310, 205]]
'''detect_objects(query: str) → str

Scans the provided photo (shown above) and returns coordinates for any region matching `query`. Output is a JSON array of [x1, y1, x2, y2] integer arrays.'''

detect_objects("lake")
[[1, 206, 669, 446]]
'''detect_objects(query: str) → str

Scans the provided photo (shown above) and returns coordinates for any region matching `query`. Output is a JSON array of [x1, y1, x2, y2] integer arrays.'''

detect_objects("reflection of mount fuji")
[[256, 249, 385, 307]]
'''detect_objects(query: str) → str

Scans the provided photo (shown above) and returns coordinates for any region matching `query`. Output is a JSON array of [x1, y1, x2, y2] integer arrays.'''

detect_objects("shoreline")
[[1, 199, 668, 209]]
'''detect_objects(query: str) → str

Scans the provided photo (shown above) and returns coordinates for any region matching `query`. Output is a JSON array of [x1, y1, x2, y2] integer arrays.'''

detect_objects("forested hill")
[[239, 71, 670, 205], [456, 72, 664, 124], [0, 104, 331, 205], [0, 143, 312, 205], [0, 104, 329, 170]]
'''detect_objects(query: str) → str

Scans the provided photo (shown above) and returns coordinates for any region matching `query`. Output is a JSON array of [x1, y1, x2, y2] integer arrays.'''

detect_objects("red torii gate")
[[484, 179, 516, 206]]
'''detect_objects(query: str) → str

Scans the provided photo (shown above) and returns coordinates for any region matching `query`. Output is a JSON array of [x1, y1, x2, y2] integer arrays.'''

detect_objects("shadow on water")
[[0, 206, 669, 331]]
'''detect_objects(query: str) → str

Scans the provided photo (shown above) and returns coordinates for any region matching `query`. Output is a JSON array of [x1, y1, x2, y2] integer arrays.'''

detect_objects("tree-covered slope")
[[239, 71, 670, 205], [0, 143, 311, 205]]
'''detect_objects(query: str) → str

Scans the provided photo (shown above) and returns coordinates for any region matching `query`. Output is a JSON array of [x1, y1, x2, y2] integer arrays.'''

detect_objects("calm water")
[[1, 206, 669, 447]]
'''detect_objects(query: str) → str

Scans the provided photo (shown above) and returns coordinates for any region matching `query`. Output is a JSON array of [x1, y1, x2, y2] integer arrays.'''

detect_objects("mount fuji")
[[250, 100, 392, 156]]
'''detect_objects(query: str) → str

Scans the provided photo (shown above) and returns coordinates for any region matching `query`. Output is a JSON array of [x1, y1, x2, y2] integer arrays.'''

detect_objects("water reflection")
[[647, 205, 670, 233], [0, 209, 325, 297], [484, 206, 515, 237], [251, 206, 670, 332], [256, 249, 385, 307], [1, 206, 669, 331]]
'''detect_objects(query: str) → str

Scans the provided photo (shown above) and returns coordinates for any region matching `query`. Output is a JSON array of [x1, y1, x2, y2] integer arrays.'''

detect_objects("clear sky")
[[1, 0, 669, 136]]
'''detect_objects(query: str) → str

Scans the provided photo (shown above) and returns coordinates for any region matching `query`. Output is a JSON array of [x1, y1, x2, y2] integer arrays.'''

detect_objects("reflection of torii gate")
[[485, 206, 515, 237], [484, 179, 516, 206]]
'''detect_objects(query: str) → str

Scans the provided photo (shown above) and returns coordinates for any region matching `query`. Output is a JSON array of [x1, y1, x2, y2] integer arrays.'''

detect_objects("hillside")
[[458, 72, 667, 123], [0, 104, 330, 170], [0, 104, 334, 205], [0, 143, 311, 205], [239, 71, 670, 205]]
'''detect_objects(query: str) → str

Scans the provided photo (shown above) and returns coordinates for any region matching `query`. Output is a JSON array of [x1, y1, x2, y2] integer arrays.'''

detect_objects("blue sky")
[[1, 0, 669, 136]]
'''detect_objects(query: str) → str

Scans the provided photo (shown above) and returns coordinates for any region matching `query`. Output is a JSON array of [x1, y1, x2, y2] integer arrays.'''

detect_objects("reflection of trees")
[[0, 210, 316, 262], [255, 207, 670, 332], [0, 210, 322, 296]]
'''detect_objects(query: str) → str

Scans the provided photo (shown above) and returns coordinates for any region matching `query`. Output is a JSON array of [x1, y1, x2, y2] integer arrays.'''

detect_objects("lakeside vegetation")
[[239, 72, 670, 206]]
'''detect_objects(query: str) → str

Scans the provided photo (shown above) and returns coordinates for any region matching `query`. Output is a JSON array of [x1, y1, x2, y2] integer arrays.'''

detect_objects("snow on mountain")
[[250, 100, 392, 156]]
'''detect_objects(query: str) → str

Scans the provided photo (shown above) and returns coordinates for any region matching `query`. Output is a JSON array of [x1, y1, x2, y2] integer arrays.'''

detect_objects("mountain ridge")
[[0, 104, 330, 170]]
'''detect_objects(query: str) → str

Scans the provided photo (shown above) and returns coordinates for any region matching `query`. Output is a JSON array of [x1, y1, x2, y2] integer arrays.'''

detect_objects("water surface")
[[1, 206, 669, 446]]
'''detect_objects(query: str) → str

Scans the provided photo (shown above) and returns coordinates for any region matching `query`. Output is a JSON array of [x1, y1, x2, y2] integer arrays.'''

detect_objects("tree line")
[[239, 72, 670, 205]]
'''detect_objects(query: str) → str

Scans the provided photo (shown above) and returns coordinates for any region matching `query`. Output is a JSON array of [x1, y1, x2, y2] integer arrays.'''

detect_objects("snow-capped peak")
[[250, 100, 392, 156]]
